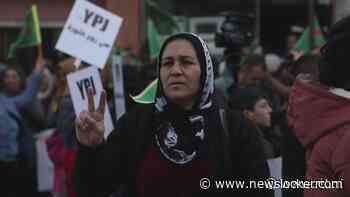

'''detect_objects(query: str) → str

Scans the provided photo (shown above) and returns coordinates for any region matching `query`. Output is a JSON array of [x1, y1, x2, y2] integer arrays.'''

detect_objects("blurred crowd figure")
[[1, 16, 350, 197], [0, 58, 46, 197]]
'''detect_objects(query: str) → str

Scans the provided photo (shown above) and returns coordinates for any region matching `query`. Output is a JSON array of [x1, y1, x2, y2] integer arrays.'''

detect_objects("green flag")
[[294, 16, 326, 53], [131, 79, 158, 104], [148, 19, 161, 59], [146, 0, 179, 34], [8, 5, 42, 59]]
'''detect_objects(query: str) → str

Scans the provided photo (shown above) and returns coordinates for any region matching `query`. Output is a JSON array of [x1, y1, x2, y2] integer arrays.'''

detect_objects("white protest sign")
[[267, 156, 282, 197], [67, 66, 114, 138], [35, 129, 55, 192], [56, 0, 123, 68], [112, 54, 126, 120]]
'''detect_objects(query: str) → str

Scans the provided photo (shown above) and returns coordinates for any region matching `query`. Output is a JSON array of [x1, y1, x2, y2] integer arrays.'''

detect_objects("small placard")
[[67, 66, 114, 138]]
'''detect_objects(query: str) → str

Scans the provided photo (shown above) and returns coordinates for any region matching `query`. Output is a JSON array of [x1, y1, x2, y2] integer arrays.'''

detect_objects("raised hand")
[[34, 57, 46, 73], [76, 88, 107, 146]]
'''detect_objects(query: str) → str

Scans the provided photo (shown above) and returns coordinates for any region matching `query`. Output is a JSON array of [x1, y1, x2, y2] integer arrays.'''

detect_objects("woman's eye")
[[181, 60, 194, 66], [162, 61, 172, 67]]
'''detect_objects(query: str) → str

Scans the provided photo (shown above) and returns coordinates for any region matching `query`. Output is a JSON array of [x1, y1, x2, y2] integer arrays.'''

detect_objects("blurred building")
[[0, 0, 143, 61], [0, 0, 334, 61]]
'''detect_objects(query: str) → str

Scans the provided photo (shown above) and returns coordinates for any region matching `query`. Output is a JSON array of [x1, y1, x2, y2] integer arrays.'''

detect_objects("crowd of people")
[[1, 14, 350, 197]]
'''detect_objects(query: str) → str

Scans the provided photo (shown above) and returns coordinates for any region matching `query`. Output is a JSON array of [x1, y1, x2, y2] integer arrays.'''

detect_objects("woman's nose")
[[267, 106, 272, 113], [170, 61, 183, 75]]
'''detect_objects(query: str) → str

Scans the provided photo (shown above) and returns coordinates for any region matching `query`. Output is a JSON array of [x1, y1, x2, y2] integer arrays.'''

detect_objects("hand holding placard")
[[59, 1, 118, 141], [67, 65, 114, 139], [76, 88, 106, 146]]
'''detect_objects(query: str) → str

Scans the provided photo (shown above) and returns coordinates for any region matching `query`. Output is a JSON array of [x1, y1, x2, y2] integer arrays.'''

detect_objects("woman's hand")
[[75, 88, 107, 146]]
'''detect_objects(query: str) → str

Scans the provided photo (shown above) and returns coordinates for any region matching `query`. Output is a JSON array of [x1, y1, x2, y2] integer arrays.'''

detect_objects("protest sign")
[[267, 157, 282, 197], [111, 54, 126, 120], [67, 66, 114, 138], [56, 0, 123, 68], [35, 129, 54, 192]]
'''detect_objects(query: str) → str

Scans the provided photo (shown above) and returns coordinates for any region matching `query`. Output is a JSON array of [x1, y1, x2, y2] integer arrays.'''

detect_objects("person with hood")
[[288, 16, 350, 197], [281, 54, 321, 197], [74, 33, 272, 197]]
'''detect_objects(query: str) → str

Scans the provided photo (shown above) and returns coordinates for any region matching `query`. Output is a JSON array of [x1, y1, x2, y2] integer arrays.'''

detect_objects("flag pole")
[[37, 44, 44, 60], [34, 4, 43, 61], [308, 0, 315, 50], [255, 0, 261, 46]]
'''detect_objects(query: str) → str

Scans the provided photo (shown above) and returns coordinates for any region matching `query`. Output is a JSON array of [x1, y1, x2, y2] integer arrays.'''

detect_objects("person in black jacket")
[[230, 87, 281, 160], [74, 33, 273, 197]]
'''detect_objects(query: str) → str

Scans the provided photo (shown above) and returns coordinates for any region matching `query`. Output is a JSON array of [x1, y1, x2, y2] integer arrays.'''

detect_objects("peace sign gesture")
[[76, 88, 107, 146]]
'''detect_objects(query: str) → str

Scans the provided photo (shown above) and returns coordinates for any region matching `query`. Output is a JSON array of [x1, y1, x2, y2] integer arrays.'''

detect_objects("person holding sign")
[[75, 33, 272, 197]]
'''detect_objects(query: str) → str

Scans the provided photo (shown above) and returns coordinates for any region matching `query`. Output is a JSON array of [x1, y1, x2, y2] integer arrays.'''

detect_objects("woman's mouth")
[[169, 82, 185, 86]]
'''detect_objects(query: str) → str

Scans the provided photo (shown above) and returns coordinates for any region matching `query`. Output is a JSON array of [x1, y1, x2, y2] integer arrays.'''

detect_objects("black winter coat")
[[75, 103, 273, 197]]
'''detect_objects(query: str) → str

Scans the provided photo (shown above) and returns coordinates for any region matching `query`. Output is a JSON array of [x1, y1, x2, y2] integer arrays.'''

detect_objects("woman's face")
[[253, 98, 272, 127], [4, 69, 21, 95], [160, 39, 202, 109]]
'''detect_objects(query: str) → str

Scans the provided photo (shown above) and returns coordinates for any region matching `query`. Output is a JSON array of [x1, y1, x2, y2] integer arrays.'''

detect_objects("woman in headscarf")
[[75, 33, 272, 197]]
